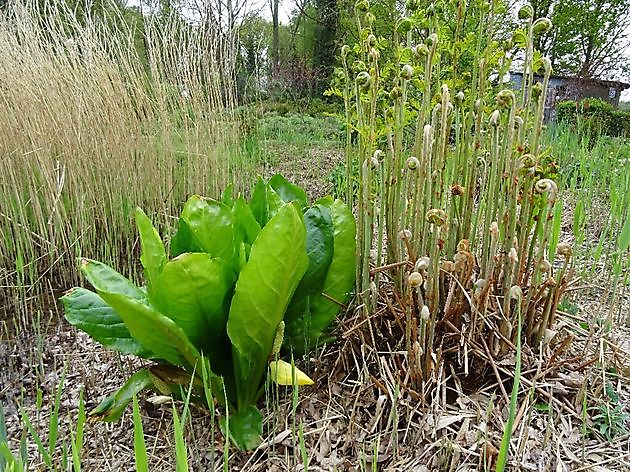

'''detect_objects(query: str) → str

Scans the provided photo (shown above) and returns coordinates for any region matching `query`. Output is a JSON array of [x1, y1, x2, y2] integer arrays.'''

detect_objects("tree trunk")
[[579, 37, 594, 78], [313, 0, 338, 93], [271, 0, 279, 78]]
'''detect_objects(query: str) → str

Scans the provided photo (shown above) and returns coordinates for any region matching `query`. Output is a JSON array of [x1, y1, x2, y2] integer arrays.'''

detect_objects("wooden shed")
[[510, 72, 630, 122]]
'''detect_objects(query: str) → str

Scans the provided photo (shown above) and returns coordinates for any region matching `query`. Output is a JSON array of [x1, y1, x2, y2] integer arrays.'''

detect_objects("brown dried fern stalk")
[[338, 0, 572, 394]]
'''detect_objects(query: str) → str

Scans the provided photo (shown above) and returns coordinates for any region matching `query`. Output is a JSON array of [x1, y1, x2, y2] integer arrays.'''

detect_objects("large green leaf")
[[62, 287, 151, 358], [80, 257, 145, 300], [227, 203, 308, 410], [265, 188, 284, 224], [105, 294, 198, 368], [178, 196, 235, 262], [170, 219, 204, 257], [283, 205, 335, 351], [90, 369, 154, 422], [135, 208, 166, 295], [249, 178, 284, 227], [220, 405, 263, 451], [294, 204, 335, 296], [294, 198, 356, 353], [249, 178, 268, 226], [81, 259, 200, 367], [221, 183, 234, 207], [232, 197, 261, 246], [151, 253, 232, 351], [269, 174, 308, 208]]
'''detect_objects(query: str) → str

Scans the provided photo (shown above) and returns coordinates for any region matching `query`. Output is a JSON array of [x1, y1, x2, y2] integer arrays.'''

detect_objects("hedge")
[[556, 98, 630, 138]]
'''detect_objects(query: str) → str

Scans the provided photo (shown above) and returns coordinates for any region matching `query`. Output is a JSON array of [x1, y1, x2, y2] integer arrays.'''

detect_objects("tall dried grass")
[[0, 0, 247, 321]]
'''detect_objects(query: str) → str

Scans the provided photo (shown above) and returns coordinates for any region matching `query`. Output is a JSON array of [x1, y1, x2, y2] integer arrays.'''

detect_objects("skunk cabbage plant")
[[61, 174, 355, 450]]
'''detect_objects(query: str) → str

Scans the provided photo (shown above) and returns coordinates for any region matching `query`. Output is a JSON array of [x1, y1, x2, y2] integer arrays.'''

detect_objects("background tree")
[[237, 14, 272, 98], [270, 0, 280, 77], [534, 0, 630, 79], [311, 0, 338, 92]]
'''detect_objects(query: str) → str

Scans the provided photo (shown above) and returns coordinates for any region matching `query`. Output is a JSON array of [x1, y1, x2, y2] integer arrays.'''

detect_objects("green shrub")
[[557, 98, 630, 138]]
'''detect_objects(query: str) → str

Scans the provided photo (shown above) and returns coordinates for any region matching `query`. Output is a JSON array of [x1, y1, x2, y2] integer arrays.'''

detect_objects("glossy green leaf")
[[170, 219, 204, 257], [232, 197, 261, 246], [151, 253, 232, 351], [227, 203, 308, 410], [90, 369, 154, 422], [80, 258, 145, 300], [302, 198, 356, 352], [269, 174, 308, 208], [283, 297, 311, 352], [62, 287, 150, 358], [221, 183, 234, 207], [283, 204, 335, 351], [249, 178, 284, 227], [104, 293, 198, 367], [237, 241, 248, 271], [294, 205, 334, 296], [81, 259, 200, 367], [135, 208, 166, 296], [220, 405, 263, 451], [266, 187, 284, 222], [179, 196, 235, 262], [249, 177, 268, 226]]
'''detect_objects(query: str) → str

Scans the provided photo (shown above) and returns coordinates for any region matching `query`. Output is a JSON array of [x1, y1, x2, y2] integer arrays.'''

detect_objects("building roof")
[[510, 71, 630, 90]]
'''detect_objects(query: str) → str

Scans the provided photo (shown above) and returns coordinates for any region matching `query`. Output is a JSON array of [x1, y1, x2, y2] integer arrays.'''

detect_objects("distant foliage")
[[557, 99, 630, 138], [531, 0, 630, 79]]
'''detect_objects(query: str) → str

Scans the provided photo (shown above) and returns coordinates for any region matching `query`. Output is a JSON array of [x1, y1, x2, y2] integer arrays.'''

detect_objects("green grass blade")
[[172, 406, 189, 472], [0, 443, 21, 471], [619, 211, 630, 251], [298, 421, 308, 471], [0, 403, 8, 470], [200, 357, 216, 471], [48, 366, 67, 461], [548, 201, 563, 265], [496, 293, 522, 471], [19, 407, 51, 467], [70, 391, 86, 472], [133, 395, 149, 472]]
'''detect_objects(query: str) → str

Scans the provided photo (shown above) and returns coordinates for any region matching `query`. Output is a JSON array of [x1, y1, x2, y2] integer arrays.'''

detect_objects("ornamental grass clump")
[[0, 0, 246, 324], [336, 0, 571, 392], [61, 174, 355, 450]]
